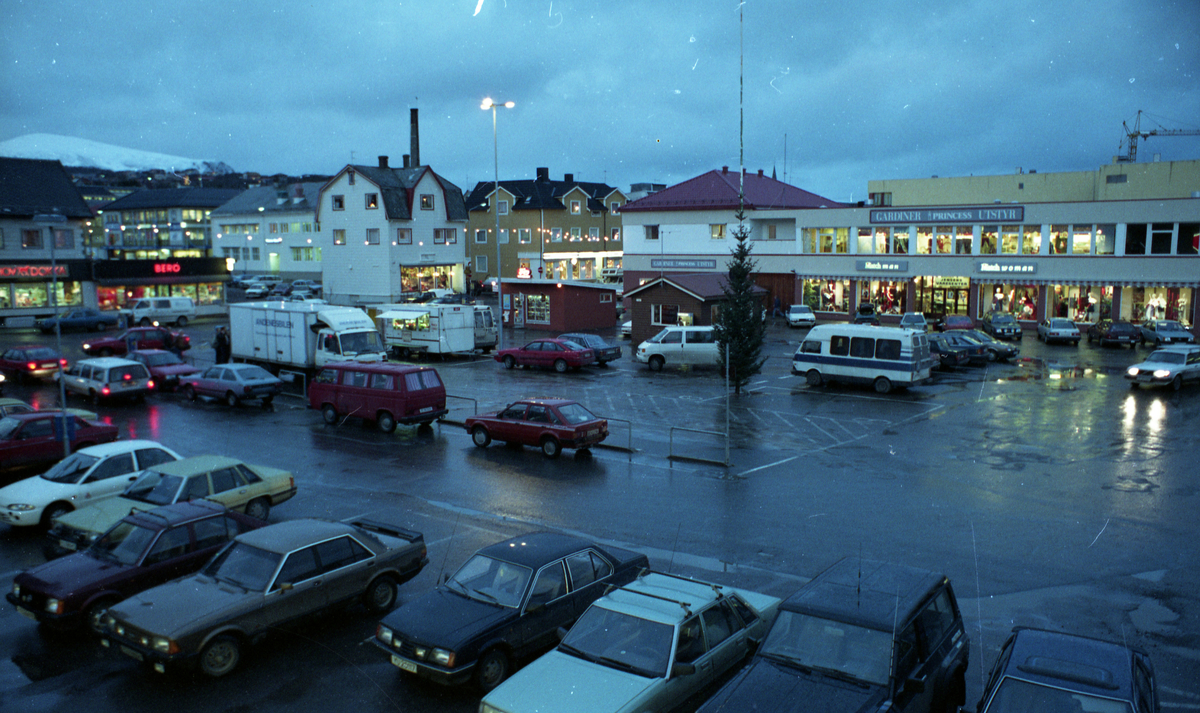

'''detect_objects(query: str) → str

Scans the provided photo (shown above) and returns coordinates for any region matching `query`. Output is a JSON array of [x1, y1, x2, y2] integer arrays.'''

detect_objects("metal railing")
[[668, 426, 731, 467], [442, 394, 479, 425], [597, 416, 633, 454]]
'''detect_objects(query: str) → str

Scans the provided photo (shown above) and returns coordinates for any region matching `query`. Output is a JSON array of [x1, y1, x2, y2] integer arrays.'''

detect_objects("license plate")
[[59, 539, 77, 551], [16, 606, 37, 621], [419, 406, 433, 413], [1138, 374, 1152, 382], [120, 645, 144, 662], [391, 655, 417, 673]]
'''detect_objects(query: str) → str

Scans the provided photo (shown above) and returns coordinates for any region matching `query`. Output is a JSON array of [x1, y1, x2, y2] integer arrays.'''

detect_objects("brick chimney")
[[403, 154, 410, 168], [564, 173, 574, 184], [378, 155, 389, 169], [410, 108, 420, 167], [536, 167, 549, 182], [722, 166, 729, 174]]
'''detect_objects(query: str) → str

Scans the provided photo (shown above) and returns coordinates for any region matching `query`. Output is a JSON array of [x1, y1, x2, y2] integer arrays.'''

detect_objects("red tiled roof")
[[621, 168, 844, 213]]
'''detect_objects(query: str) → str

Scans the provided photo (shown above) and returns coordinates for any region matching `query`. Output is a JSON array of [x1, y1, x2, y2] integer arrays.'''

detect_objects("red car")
[[0, 412, 119, 475], [128, 349, 202, 391], [494, 338, 596, 372], [936, 314, 975, 332], [0, 346, 69, 381], [465, 398, 608, 458], [8, 500, 263, 633], [82, 327, 190, 357]]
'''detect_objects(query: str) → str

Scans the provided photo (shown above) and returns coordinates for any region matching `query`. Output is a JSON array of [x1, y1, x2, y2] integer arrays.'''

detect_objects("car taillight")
[[59, 359, 68, 367], [101, 386, 111, 396], [147, 380, 155, 390], [26, 362, 36, 371]]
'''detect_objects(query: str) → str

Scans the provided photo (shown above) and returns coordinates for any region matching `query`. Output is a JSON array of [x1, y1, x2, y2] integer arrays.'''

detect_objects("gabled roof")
[[211, 181, 325, 216], [623, 273, 768, 302], [0, 157, 92, 219], [464, 175, 621, 215], [337, 164, 468, 222], [620, 167, 844, 213], [102, 187, 243, 211]]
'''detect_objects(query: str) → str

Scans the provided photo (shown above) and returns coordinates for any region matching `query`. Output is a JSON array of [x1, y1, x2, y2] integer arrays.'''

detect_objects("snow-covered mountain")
[[0, 133, 234, 174]]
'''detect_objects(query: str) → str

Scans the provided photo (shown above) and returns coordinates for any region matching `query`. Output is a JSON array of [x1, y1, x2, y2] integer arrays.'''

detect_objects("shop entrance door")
[[513, 294, 525, 328], [928, 289, 969, 320]]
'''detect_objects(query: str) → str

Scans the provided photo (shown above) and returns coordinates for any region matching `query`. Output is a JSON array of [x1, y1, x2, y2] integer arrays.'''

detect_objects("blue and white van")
[[792, 324, 933, 393]]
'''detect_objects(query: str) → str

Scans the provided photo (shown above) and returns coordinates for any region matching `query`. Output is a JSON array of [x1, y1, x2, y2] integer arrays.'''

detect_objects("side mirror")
[[670, 662, 696, 677], [904, 674, 926, 694], [525, 601, 545, 615], [277, 582, 293, 592], [555, 626, 569, 642]]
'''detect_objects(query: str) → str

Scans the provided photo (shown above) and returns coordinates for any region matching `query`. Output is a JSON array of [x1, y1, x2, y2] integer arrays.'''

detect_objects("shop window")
[[651, 304, 679, 325], [332, 196, 345, 211], [1072, 225, 1093, 255], [366, 228, 379, 245], [645, 225, 659, 241], [915, 227, 932, 255], [526, 295, 551, 323], [333, 229, 346, 246], [980, 227, 998, 255], [1177, 223, 1199, 255], [519, 229, 532, 244], [956, 227, 973, 254], [1150, 224, 1173, 254], [475, 229, 488, 244], [1095, 224, 1115, 255], [711, 224, 727, 240], [1125, 224, 1147, 255], [1021, 226, 1041, 255], [857, 227, 873, 254], [936, 227, 954, 255], [420, 194, 434, 210], [804, 279, 849, 313], [834, 228, 848, 253], [21, 229, 43, 249], [889, 227, 907, 254], [1001, 226, 1020, 254], [874, 227, 890, 254]]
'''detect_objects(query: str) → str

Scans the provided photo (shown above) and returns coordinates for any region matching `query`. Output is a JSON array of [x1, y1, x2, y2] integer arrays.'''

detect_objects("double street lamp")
[[481, 97, 514, 351], [33, 211, 71, 458]]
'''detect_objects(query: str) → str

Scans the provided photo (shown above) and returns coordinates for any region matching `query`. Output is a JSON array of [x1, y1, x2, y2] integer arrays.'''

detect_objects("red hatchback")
[[0, 412, 119, 475], [0, 346, 69, 381], [465, 398, 608, 458], [936, 314, 975, 332], [494, 338, 595, 372], [82, 327, 190, 357]]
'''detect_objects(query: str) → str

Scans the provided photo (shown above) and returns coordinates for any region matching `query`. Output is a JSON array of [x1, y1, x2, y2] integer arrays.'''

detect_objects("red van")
[[309, 363, 447, 432]]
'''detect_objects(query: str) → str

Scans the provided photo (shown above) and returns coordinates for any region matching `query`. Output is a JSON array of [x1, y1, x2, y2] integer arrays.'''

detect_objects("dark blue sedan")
[[38, 308, 121, 334]]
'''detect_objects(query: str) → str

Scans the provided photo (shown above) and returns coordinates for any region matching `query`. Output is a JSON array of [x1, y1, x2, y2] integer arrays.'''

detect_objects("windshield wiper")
[[557, 642, 598, 663], [470, 587, 499, 604], [597, 655, 649, 676]]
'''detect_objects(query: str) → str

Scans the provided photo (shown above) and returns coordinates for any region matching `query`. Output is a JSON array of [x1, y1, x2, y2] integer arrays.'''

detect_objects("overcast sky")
[[3, 0, 1198, 202]]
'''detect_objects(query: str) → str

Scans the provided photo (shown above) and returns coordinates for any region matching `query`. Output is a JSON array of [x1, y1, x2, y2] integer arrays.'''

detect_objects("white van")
[[61, 357, 155, 402], [127, 296, 195, 327], [792, 323, 933, 393], [636, 325, 719, 371]]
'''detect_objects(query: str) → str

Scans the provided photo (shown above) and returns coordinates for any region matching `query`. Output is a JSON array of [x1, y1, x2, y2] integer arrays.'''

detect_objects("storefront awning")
[[93, 274, 229, 287]]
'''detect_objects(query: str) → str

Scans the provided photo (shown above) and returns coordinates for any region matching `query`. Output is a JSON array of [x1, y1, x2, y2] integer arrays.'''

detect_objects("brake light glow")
[[26, 362, 36, 371]]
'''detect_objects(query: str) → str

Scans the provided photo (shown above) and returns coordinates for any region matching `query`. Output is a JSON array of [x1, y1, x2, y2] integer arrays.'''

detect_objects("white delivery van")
[[792, 323, 932, 393], [373, 303, 475, 359], [473, 306, 498, 353], [635, 325, 719, 371], [228, 302, 387, 371], [127, 297, 196, 327]]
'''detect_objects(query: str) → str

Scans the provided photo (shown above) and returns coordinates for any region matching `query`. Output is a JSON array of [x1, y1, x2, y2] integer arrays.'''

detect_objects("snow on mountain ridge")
[[0, 133, 233, 174]]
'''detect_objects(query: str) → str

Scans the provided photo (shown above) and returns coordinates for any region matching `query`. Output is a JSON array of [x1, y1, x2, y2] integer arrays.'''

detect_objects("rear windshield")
[[557, 403, 598, 424], [26, 348, 59, 360], [109, 365, 148, 381]]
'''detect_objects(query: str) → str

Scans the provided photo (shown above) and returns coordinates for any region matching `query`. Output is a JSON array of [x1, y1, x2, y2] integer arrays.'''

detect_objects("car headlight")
[[45, 598, 63, 615], [1126, 367, 1139, 377], [11, 583, 19, 596], [152, 637, 178, 654], [377, 625, 393, 645], [82, 343, 92, 351], [429, 648, 455, 667], [1153, 369, 1171, 379], [7, 504, 36, 512]]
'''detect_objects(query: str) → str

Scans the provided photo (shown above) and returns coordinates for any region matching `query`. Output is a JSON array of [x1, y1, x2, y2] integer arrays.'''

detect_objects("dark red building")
[[500, 279, 618, 332]]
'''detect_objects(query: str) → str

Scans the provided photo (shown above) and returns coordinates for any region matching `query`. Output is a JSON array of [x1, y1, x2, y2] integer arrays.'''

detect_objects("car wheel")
[[85, 597, 118, 636], [1173, 375, 1184, 391], [245, 497, 271, 521], [596, 359, 608, 367], [806, 369, 823, 387], [362, 576, 398, 614], [553, 359, 568, 373], [225, 391, 239, 408], [185, 385, 198, 401], [473, 648, 510, 692], [471, 425, 492, 447], [502, 355, 516, 370], [176, 316, 188, 327], [322, 404, 338, 424], [873, 377, 893, 394], [41, 502, 73, 527], [648, 355, 664, 372], [540, 436, 562, 459], [377, 411, 397, 433], [199, 636, 241, 678], [985, 349, 998, 362], [937, 670, 967, 713]]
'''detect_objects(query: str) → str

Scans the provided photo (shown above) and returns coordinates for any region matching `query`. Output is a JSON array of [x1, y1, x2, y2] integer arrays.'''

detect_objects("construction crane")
[[1117, 110, 1200, 163]]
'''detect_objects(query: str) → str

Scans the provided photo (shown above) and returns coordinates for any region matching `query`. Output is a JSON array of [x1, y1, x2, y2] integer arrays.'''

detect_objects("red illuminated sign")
[[0, 265, 67, 278], [516, 267, 532, 279], [154, 262, 182, 274]]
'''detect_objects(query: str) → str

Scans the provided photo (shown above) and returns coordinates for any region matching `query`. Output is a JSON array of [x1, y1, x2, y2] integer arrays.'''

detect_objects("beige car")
[[45, 455, 296, 557]]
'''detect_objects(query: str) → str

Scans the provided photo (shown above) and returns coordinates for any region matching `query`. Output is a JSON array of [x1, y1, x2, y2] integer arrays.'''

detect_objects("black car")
[[1088, 319, 1140, 347], [558, 332, 622, 366], [928, 334, 970, 370], [962, 330, 1020, 362], [940, 331, 989, 364], [697, 557, 970, 713], [373, 531, 649, 691], [853, 303, 881, 325], [971, 627, 1160, 713], [980, 311, 1022, 340]]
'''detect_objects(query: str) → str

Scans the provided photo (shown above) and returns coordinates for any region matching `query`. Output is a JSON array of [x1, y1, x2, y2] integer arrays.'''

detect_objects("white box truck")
[[229, 302, 388, 371], [473, 305, 498, 353], [373, 303, 475, 359]]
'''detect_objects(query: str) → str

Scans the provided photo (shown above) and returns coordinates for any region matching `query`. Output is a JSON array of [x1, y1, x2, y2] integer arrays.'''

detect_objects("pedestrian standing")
[[214, 326, 231, 364]]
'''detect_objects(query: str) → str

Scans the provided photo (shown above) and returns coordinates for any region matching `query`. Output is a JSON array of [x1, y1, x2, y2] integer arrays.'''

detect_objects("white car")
[[620, 320, 632, 338], [898, 312, 928, 332], [1037, 318, 1081, 345], [786, 304, 816, 328], [480, 571, 780, 713], [0, 440, 182, 527], [1125, 346, 1200, 391]]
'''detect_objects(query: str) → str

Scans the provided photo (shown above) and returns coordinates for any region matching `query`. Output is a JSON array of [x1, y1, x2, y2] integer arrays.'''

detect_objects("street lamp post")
[[481, 97, 514, 351], [33, 211, 71, 458]]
